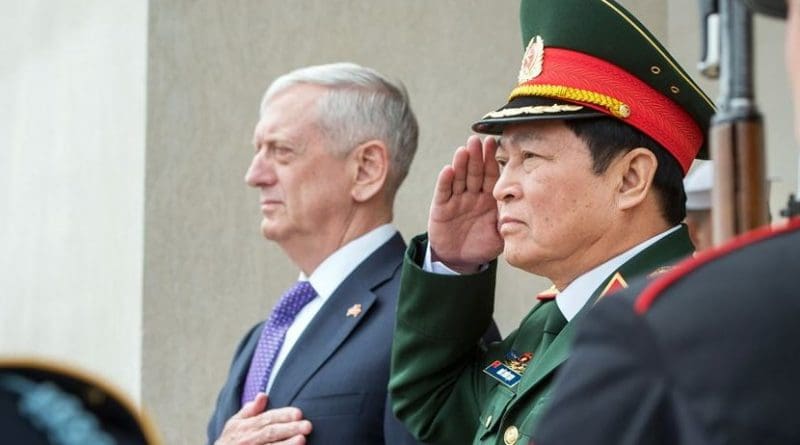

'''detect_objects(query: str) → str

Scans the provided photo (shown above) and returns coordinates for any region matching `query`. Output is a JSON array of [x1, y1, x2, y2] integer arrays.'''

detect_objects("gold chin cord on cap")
[[509, 84, 631, 119]]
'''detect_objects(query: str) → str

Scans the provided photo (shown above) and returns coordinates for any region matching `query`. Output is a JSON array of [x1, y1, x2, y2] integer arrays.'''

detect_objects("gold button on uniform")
[[503, 425, 519, 445], [485, 415, 492, 428]]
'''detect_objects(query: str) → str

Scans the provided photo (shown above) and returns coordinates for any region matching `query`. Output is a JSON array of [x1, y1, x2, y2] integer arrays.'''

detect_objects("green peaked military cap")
[[474, 0, 716, 173]]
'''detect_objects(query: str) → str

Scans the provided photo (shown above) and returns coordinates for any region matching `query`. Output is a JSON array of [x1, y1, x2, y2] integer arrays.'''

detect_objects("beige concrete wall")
[[2, 1, 793, 444], [0, 1, 147, 400]]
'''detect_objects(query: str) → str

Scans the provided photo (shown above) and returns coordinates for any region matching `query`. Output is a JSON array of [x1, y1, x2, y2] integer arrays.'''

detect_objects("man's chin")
[[503, 244, 543, 273], [504, 254, 528, 270], [259, 220, 285, 241], [502, 247, 526, 268]]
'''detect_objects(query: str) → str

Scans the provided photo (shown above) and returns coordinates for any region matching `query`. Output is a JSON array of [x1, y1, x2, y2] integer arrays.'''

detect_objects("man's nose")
[[244, 150, 276, 187], [492, 167, 521, 202]]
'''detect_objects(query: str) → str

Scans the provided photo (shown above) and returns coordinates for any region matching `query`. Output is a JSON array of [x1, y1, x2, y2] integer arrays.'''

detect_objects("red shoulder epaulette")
[[634, 217, 800, 314], [536, 285, 559, 301]]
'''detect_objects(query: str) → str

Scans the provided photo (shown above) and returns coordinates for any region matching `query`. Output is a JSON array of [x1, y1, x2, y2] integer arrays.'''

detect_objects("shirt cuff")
[[422, 242, 488, 275]]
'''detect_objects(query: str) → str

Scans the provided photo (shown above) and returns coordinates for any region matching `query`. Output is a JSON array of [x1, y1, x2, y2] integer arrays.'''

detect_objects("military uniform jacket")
[[389, 227, 694, 445]]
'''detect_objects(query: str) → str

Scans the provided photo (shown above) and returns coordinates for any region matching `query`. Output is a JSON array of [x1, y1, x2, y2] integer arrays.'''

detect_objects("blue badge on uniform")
[[483, 360, 522, 387]]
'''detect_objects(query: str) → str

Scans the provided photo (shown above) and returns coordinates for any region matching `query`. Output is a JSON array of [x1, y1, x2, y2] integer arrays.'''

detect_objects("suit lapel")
[[217, 324, 262, 422], [512, 226, 694, 398], [266, 234, 405, 406]]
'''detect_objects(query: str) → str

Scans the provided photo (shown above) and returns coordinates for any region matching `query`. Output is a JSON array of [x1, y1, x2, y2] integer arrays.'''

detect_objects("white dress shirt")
[[423, 225, 681, 322], [265, 224, 397, 393]]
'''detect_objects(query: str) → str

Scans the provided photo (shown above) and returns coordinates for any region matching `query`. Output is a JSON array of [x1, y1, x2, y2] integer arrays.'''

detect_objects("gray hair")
[[260, 62, 419, 199]]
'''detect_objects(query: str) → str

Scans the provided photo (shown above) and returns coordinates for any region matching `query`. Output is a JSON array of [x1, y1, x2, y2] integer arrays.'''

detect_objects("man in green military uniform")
[[531, 1, 800, 444], [389, 1, 714, 444]]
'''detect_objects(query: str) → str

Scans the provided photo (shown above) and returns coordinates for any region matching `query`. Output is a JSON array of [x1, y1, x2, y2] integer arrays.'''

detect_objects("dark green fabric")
[[535, 304, 567, 357], [389, 227, 695, 445], [517, 0, 715, 158]]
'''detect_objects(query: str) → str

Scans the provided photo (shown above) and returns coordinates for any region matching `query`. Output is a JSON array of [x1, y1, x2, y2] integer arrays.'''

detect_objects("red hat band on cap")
[[509, 48, 702, 173]]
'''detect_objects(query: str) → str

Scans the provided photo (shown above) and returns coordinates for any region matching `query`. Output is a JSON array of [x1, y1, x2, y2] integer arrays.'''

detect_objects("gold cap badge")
[[518, 35, 544, 84]]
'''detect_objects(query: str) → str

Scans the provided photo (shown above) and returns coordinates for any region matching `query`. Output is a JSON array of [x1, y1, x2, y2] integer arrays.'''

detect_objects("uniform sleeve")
[[384, 395, 426, 445], [532, 293, 679, 445], [389, 234, 498, 444]]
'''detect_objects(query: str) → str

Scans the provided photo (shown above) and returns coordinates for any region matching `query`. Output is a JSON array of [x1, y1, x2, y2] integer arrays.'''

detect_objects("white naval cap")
[[684, 161, 713, 211]]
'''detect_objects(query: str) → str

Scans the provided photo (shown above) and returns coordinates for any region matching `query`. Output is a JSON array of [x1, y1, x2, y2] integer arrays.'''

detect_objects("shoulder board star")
[[535, 285, 559, 301], [648, 266, 673, 279]]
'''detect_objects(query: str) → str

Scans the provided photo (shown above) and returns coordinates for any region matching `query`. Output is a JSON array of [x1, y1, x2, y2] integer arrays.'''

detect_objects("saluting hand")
[[428, 135, 504, 273], [215, 393, 312, 445]]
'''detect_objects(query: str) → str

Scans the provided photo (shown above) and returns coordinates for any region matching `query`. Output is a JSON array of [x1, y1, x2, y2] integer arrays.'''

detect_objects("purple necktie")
[[241, 281, 317, 405]]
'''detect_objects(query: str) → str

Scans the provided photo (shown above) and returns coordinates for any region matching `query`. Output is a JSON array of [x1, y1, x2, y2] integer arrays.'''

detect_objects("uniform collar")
[[555, 225, 681, 321]]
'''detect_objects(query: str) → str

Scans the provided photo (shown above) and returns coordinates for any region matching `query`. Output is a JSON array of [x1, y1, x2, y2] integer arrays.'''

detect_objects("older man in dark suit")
[[206, 62, 427, 445]]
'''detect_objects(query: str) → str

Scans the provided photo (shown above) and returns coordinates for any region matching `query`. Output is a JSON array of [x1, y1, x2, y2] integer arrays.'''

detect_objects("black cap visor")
[[472, 95, 605, 135]]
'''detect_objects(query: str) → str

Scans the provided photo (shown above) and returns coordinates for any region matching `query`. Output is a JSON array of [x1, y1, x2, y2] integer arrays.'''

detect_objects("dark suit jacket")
[[207, 233, 422, 445], [534, 219, 800, 445]]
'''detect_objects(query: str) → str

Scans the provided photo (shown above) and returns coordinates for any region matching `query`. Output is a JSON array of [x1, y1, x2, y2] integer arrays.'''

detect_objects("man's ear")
[[614, 147, 658, 211], [349, 140, 389, 202]]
